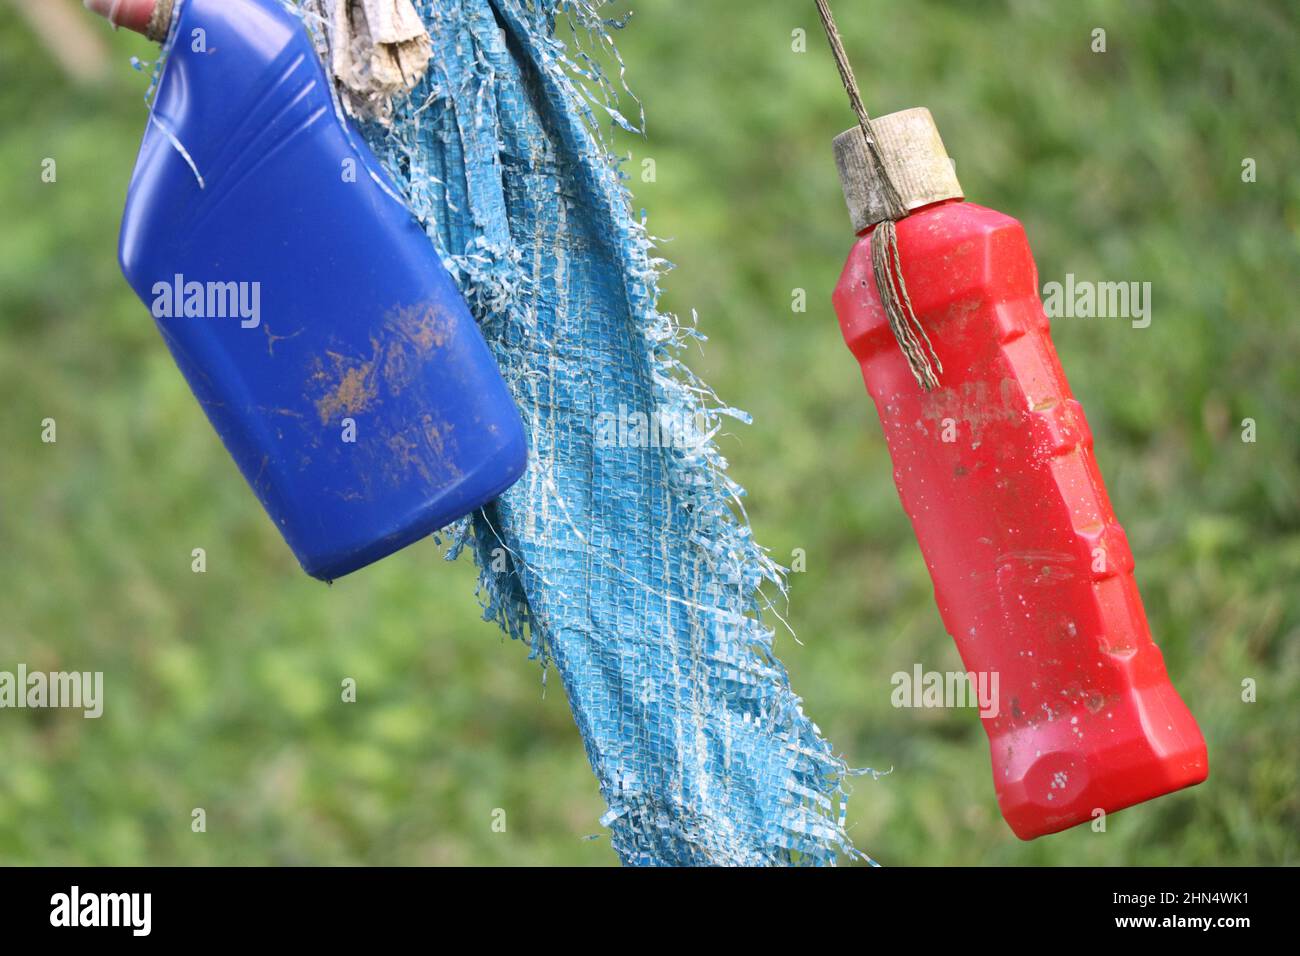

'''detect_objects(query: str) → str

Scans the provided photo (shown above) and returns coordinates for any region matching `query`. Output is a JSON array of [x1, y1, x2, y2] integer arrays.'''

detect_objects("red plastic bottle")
[[831, 110, 1208, 838]]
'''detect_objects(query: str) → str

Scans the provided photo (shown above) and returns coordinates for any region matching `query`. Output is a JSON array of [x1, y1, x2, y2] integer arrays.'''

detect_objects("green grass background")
[[0, 0, 1295, 865]]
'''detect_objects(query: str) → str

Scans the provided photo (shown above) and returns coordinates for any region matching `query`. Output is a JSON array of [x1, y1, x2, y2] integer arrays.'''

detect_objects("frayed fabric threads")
[[294, 0, 871, 866]]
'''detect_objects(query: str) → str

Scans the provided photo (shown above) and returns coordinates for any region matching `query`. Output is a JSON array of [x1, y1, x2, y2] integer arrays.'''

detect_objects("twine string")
[[814, 0, 942, 391]]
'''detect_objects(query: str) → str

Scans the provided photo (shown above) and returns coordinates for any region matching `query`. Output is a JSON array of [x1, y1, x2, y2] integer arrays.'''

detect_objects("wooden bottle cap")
[[833, 107, 963, 233]]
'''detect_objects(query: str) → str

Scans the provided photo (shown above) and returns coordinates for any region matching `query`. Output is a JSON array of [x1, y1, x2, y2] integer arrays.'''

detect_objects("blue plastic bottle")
[[115, 0, 527, 579]]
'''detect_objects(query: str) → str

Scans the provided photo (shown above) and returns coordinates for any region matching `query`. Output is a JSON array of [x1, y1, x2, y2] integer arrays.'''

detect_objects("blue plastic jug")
[[116, 0, 527, 580]]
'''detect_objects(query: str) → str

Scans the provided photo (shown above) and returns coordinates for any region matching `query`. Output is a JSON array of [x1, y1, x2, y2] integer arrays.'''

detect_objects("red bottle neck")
[[856, 196, 965, 238]]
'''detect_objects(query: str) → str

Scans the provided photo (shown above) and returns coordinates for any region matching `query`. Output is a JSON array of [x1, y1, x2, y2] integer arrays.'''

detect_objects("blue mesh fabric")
[[319, 0, 869, 865]]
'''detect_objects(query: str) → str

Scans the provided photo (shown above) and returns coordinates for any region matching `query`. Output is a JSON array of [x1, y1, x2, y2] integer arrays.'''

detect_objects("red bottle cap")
[[84, 0, 173, 42]]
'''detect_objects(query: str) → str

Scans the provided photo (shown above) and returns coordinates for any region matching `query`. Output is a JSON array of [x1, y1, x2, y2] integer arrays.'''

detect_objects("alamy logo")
[[891, 664, 1000, 718], [0, 666, 102, 718], [151, 273, 261, 328], [50, 886, 151, 936], [594, 404, 705, 449], [1041, 273, 1151, 328]]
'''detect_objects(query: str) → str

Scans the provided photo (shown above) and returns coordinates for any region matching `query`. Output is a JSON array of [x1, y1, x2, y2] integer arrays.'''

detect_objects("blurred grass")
[[0, 0, 1296, 865]]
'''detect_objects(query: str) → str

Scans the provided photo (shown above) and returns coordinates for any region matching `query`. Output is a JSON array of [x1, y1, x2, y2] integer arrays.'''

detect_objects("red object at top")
[[84, 0, 159, 37], [833, 198, 1208, 838]]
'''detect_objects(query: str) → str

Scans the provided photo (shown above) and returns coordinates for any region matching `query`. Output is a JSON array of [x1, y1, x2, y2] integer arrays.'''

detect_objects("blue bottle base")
[[302, 431, 527, 581]]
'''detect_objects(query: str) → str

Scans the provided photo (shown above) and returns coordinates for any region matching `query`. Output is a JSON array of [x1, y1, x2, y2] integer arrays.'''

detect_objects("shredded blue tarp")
[[305, 0, 869, 865]]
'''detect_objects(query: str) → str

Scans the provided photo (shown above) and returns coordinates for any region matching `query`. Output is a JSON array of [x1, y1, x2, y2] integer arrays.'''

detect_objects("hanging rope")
[[871, 219, 942, 390], [814, 0, 943, 390]]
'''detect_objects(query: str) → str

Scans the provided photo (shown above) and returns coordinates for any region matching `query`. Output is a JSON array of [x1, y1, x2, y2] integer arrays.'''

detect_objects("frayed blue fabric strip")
[[328, 0, 869, 865]]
